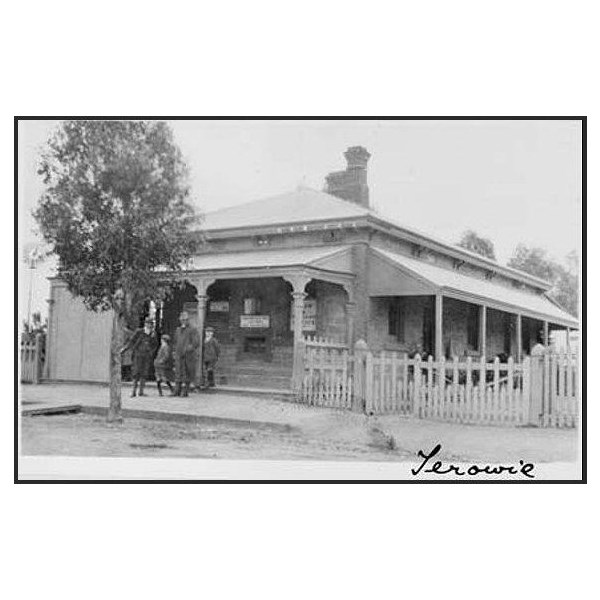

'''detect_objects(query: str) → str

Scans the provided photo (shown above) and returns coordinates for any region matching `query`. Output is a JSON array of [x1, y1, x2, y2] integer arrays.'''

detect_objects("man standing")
[[120, 317, 158, 397], [202, 326, 221, 389], [173, 310, 200, 397]]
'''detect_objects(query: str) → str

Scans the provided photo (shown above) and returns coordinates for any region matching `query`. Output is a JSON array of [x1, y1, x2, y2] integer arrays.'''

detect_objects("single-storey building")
[[44, 146, 578, 389]]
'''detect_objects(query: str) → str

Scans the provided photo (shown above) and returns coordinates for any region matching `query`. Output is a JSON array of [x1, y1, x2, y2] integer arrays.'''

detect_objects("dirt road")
[[20, 413, 412, 462]]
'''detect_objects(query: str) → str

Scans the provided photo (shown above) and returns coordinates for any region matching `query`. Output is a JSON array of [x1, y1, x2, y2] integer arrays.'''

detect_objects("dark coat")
[[125, 329, 158, 379], [173, 326, 200, 383], [153, 344, 173, 368], [203, 337, 220, 363], [173, 325, 200, 357], [126, 329, 158, 359]]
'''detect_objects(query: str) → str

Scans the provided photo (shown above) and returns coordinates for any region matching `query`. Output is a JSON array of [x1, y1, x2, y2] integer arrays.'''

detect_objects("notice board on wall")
[[290, 298, 317, 331], [209, 301, 230, 312], [240, 315, 270, 328]]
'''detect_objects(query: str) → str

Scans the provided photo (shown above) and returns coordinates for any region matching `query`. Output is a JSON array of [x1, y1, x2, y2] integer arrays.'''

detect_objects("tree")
[[457, 230, 496, 260], [34, 120, 200, 421], [508, 244, 578, 317]]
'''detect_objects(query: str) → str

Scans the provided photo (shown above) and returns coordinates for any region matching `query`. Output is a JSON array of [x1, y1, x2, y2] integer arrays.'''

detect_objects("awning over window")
[[370, 248, 578, 328]]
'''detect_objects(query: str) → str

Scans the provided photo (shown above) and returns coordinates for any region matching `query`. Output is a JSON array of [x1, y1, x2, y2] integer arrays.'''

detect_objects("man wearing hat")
[[202, 326, 221, 389], [120, 316, 158, 397], [173, 310, 201, 397]]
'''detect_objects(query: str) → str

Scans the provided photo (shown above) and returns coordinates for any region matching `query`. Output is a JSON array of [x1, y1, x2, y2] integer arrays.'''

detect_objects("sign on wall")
[[240, 315, 270, 328], [290, 298, 317, 331], [209, 301, 230, 312]]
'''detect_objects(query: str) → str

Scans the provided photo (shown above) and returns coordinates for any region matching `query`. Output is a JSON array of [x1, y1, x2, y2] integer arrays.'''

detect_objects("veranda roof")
[[186, 245, 354, 274], [371, 248, 579, 328]]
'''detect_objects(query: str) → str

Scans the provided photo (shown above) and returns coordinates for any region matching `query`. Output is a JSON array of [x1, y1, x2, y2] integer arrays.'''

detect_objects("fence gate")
[[537, 349, 578, 428], [20, 333, 44, 384], [299, 337, 353, 409]]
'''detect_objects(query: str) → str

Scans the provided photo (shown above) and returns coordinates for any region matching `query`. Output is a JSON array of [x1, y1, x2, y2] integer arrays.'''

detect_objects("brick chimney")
[[325, 146, 371, 208]]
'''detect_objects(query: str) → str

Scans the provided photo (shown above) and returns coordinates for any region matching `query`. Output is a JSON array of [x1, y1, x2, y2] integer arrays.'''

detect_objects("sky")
[[18, 119, 582, 321]]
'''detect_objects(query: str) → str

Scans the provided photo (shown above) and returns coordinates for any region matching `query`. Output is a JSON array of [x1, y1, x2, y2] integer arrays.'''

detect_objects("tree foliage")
[[34, 120, 200, 322], [508, 245, 578, 317], [34, 121, 201, 421], [457, 230, 496, 260]]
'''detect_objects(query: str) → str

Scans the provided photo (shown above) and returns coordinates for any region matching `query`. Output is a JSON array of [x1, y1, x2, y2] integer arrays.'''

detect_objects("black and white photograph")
[[7, 4, 598, 600], [16, 118, 584, 481]]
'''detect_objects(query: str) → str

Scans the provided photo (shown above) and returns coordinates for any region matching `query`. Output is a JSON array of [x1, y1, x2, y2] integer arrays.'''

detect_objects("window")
[[467, 305, 479, 349], [243, 297, 261, 315], [388, 298, 406, 343]]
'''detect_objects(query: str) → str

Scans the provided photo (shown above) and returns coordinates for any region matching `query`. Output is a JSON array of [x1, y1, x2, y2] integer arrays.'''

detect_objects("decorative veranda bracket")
[[189, 276, 217, 297], [282, 273, 312, 294]]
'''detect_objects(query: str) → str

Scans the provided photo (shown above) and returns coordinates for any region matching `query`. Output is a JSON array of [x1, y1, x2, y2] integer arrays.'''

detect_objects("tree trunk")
[[107, 309, 125, 423]]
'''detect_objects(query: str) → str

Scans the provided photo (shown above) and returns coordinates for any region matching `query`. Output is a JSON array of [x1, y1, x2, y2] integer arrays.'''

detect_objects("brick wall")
[[352, 241, 370, 342], [311, 280, 348, 342], [368, 295, 432, 353]]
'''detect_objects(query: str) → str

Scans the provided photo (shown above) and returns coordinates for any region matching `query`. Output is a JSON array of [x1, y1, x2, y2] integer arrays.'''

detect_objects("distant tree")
[[508, 244, 578, 317], [457, 230, 496, 260], [21, 312, 47, 342], [34, 120, 200, 421], [507, 245, 554, 281]]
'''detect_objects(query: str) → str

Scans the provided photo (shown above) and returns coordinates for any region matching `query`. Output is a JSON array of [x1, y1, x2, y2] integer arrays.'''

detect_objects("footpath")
[[19, 382, 578, 463]]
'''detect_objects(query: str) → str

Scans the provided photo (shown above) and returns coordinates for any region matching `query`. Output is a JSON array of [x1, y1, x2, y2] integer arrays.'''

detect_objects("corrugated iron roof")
[[198, 187, 552, 291], [373, 248, 578, 327], [187, 245, 353, 273], [200, 188, 370, 231]]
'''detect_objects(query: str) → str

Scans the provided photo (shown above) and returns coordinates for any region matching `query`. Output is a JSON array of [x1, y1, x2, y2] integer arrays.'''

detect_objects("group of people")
[[120, 310, 220, 398]]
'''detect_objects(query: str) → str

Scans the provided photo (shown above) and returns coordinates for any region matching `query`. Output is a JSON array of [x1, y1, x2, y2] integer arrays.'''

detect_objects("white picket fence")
[[20, 333, 44, 384], [297, 339, 579, 428], [301, 341, 353, 409], [540, 351, 579, 428], [367, 354, 530, 425]]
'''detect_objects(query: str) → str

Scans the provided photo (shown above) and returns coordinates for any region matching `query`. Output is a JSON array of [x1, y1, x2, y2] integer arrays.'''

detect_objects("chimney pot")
[[325, 146, 371, 208], [344, 146, 371, 169]]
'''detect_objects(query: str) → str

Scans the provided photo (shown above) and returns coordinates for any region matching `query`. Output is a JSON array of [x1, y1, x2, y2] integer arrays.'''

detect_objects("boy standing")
[[154, 334, 174, 396], [202, 326, 221, 389]]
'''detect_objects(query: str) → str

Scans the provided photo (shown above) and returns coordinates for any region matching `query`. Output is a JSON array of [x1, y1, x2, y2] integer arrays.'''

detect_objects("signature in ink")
[[411, 444, 535, 479]]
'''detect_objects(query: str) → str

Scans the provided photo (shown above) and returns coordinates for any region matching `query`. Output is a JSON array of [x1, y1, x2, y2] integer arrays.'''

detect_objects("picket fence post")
[[528, 344, 545, 426], [33, 333, 43, 384], [353, 339, 368, 413], [413, 354, 422, 418], [365, 351, 374, 414]]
